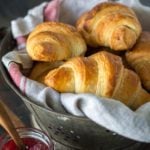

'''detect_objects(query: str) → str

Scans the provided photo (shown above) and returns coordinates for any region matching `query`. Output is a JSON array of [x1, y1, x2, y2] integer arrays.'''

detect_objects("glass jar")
[[0, 127, 54, 150]]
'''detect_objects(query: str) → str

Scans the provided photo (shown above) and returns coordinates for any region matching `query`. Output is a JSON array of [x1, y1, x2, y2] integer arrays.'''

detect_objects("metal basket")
[[0, 28, 138, 150]]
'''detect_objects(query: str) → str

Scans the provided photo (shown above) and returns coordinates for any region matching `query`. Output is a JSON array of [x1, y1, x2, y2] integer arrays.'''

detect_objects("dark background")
[[0, 0, 49, 28]]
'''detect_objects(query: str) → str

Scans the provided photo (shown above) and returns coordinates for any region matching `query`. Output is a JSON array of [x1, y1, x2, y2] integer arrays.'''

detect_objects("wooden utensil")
[[0, 100, 26, 149]]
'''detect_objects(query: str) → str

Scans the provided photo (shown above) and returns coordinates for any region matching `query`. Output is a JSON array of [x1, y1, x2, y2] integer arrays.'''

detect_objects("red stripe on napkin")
[[44, 0, 61, 21], [8, 62, 27, 94]]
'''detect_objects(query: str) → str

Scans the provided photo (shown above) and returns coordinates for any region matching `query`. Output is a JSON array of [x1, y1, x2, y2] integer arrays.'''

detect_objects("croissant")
[[126, 32, 150, 92], [26, 22, 87, 62], [29, 61, 64, 84], [76, 2, 142, 51], [44, 51, 150, 110]]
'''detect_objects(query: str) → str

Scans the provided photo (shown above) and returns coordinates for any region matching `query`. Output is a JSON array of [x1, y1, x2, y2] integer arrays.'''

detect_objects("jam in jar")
[[0, 127, 54, 150]]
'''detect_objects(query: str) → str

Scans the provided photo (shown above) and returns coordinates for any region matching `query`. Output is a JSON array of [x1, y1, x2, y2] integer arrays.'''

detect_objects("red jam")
[[2, 137, 50, 150]]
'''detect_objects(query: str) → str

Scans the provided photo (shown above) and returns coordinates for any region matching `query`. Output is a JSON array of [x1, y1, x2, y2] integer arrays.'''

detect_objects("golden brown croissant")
[[76, 2, 142, 51], [126, 32, 150, 92], [44, 51, 150, 110], [26, 22, 87, 62], [29, 61, 64, 84]]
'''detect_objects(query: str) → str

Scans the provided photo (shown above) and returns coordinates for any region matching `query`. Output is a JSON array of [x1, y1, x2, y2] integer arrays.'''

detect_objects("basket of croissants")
[[1, 1, 150, 149], [27, 2, 149, 110]]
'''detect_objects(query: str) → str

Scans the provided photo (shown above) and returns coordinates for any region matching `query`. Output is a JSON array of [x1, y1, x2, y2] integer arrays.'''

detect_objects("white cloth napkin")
[[2, 0, 150, 143]]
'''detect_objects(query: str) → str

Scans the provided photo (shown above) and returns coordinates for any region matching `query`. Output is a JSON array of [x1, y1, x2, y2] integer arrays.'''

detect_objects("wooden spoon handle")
[[2, 101, 25, 128], [0, 100, 25, 149]]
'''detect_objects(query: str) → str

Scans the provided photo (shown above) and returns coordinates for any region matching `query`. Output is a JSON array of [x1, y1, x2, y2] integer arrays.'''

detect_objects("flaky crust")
[[76, 2, 142, 51], [44, 51, 150, 110], [29, 61, 64, 84], [26, 22, 87, 62], [126, 32, 150, 91]]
